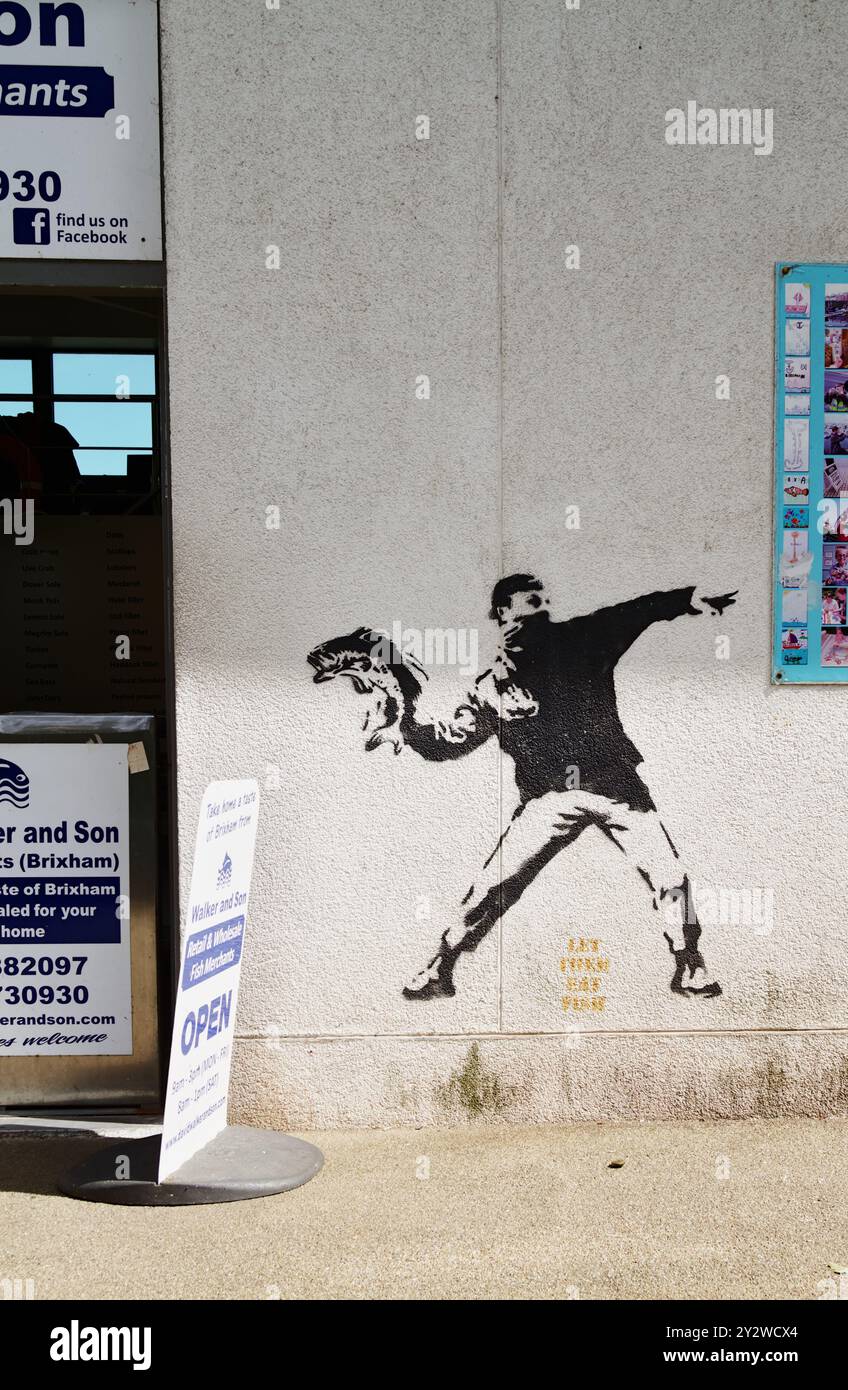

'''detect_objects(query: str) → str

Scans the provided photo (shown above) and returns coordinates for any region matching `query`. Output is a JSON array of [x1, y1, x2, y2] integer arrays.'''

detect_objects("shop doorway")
[[0, 287, 173, 1110]]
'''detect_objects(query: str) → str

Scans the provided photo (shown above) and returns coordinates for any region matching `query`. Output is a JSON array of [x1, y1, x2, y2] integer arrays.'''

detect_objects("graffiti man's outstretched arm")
[[588, 585, 738, 662]]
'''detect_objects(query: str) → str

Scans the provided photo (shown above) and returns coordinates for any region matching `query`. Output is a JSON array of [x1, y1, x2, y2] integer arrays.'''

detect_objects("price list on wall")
[[773, 263, 848, 682]]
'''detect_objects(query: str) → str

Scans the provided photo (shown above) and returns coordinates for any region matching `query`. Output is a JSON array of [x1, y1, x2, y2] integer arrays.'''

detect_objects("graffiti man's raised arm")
[[589, 586, 738, 661]]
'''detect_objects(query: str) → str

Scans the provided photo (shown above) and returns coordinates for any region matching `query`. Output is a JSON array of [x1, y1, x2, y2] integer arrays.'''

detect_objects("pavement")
[[0, 1116, 846, 1300]]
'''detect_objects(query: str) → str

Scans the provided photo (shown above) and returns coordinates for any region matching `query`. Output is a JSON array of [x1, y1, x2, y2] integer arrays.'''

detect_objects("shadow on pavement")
[[0, 1133, 106, 1197]]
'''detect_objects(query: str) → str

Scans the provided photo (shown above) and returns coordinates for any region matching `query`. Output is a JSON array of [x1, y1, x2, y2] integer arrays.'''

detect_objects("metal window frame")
[[0, 345, 158, 471]]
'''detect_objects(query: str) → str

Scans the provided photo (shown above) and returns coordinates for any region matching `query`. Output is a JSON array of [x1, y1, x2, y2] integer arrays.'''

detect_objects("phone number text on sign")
[[0, 744, 132, 1056]]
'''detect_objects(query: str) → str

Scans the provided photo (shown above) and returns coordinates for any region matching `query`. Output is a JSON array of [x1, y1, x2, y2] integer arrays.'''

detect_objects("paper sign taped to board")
[[158, 779, 260, 1183]]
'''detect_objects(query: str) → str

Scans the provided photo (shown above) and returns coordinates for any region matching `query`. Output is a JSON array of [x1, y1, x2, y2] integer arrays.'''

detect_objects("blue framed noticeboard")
[[773, 263, 848, 682]]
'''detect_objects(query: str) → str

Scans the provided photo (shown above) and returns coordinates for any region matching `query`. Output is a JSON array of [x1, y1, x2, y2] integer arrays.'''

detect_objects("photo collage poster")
[[774, 263, 848, 681]]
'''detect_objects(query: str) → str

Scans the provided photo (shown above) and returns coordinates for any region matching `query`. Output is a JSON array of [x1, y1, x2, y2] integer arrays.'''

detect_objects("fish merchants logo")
[[0, 758, 28, 809]]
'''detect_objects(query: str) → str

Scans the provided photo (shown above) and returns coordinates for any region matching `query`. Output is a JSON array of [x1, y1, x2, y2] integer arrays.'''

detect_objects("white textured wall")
[[161, 0, 848, 1126]]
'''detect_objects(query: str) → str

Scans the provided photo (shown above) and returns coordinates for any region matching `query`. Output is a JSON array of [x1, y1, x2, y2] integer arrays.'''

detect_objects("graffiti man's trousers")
[[445, 788, 696, 952]]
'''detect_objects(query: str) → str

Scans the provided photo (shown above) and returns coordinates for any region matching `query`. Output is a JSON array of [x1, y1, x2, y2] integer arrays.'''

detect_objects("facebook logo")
[[13, 209, 51, 245]]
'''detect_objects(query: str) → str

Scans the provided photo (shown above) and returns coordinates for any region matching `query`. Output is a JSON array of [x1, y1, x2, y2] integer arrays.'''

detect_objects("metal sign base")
[[58, 1124, 324, 1206]]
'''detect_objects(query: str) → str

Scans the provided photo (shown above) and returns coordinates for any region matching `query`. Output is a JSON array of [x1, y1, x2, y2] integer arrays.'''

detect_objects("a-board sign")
[[0, 742, 131, 1055], [158, 779, 260, 1183], [0, 0, 162, 260]]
